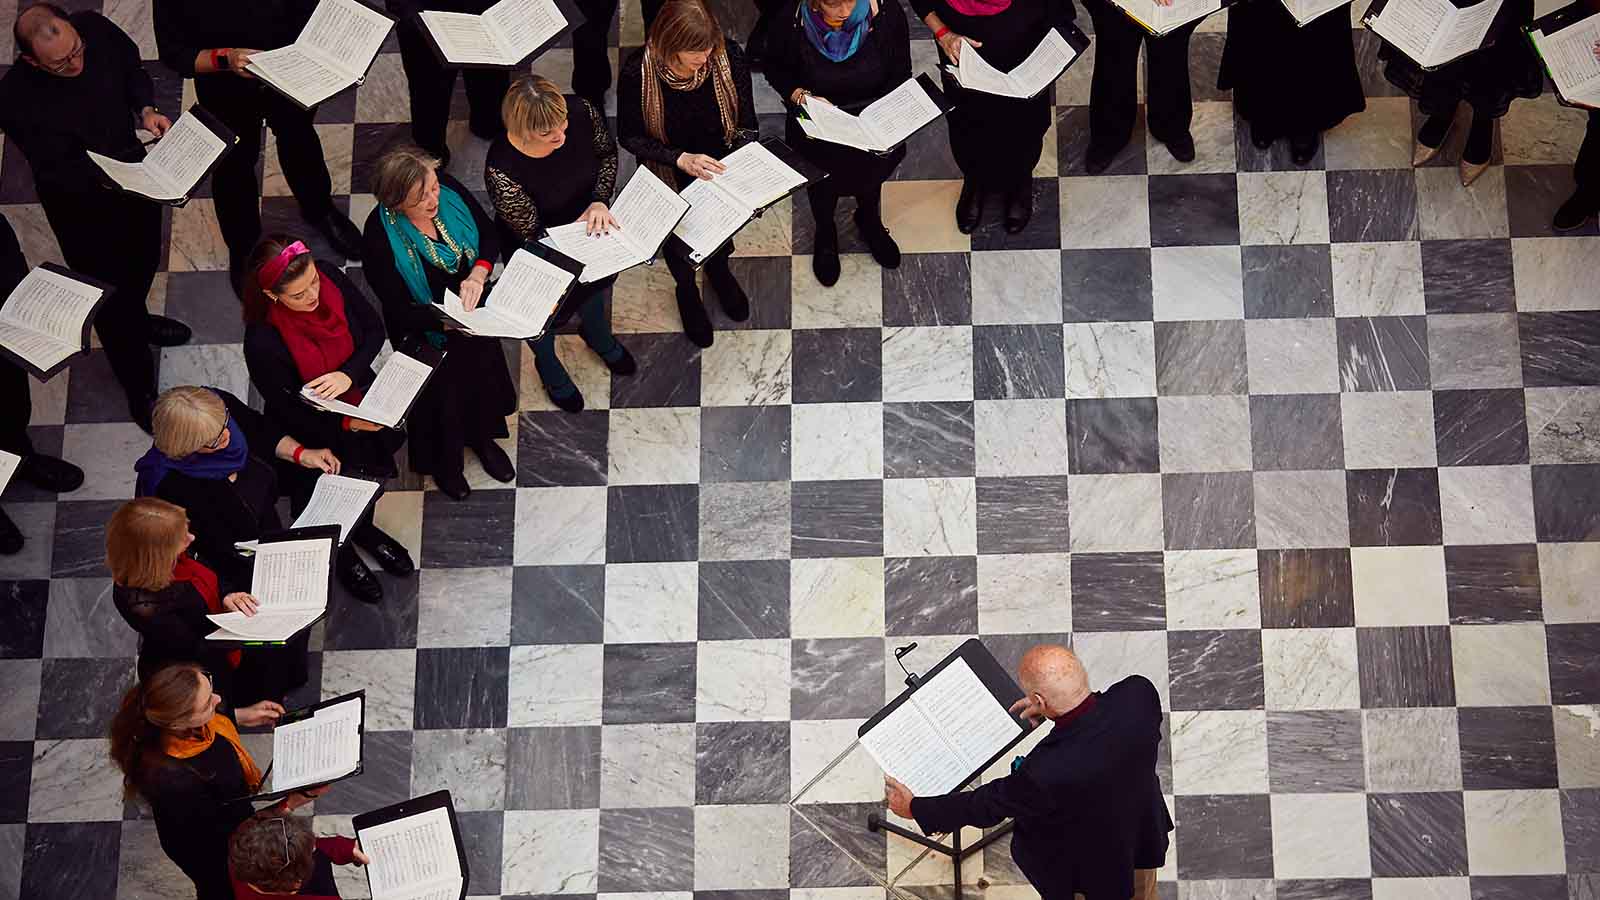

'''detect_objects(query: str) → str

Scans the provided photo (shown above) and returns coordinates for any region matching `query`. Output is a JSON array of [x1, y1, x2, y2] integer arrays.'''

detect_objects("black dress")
[[617, 42, 762, 193], [136, 721, 258, 900], [1218, 0, 1365, 141], [761, 0, 913, 197], [1380, 0, 1541, 118], [359, 173, 518, 478], [908, 0, 1075, 187], [242, 264, 405, 479]]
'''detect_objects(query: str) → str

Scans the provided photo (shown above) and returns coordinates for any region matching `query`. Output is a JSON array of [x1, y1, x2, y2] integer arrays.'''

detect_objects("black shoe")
[[705, 262, 750, 322], [677, 282, 713, 348], [355, 525, 414, 575], [956, 179, 983, 234], [854, 209, 900, 269], [547, 386, 585, 413], [336, 550, 383, 603], [1084, 140, 1122, 175], [434, 468, 472, 501], [0, 507, 21, 556], [315, 210, 364, 259], [1554, 192, 1598, 232], [1003, 183, 1033, 235], [813, 229, 841, 286], [17, 454, 83, 493], [1289, 132, 1319, 165], [147, 315, 191, 347], [1164, 131, 1196, 163], [1250, 122, 1272, 150], [473, 441, 515, 484], [604, 342, 636, 376]]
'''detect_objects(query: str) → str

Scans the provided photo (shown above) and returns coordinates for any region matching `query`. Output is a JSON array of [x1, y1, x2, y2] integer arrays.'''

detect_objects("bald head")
[[16, 4, 82, 77], [1017, 644, 1090, 715]]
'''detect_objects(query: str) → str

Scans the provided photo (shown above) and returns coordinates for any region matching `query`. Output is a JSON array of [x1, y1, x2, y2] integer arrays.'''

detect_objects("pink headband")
[[257, 241, 310, 290]]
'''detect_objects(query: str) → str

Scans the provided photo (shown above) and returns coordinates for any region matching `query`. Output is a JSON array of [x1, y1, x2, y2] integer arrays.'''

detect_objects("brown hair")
[[107, 663, 207, 798], [150, 385, 228, 458], [647, 0, 725, 59], [241, 233, 316, 323], [370, 143, 441, 211], [230, 814, 318, 893], [502, 73, 568, 138], [106, 497, 189, 591]]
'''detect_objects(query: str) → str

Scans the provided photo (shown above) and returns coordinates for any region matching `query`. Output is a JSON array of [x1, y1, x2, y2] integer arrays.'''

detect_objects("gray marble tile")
[[505, 726, 600, 810], [598, 807, 695, 892], [698, 560, 789, 641], [511, 565, 604, 645], [699, 481, 790, 562], [974, 325, 1066, 400], [1155, 320, 1249, 395], [1069, 397, 1160, 474], [1242, 244, 1334, 319], [1175, 795, 1275, 880], [1420, 239, 1516, 313], [1519, 310, 1600, 388], [884, 556, 977, 636], [1169, 629, 1263, 711], [1149, 174, 1242, 247], [1163, 472, 1257, 551], [791, 479, 883, 559], [883, 253, 972, 327], [1337, 316, 1430, 392], [1259, 548, 1355, 628], [19, 822, 121, 900], [48, 501, 123, 579], [1427, 313, 1522, 390], [1434, 389, 1529, 467], [1357, 625, 1455, 708], [601, 642, 697, 724], [791, 638, 885, 720], [40, 579, 136, 658], [1458, 706, 1558, 790], [409, 728, 507, 811], [516, 410, 609, 487], [1368, 792, 1469, 877], [1265, 709, 1365, 792], [417, 567, 512, 648], [1253, 470, 1351, 550], [1443, 545, 1541, 624], [700, 405, 791, 483], [884, 401, 975, 479], [789, 802, 885, 887], [1250, 394, 1344, 470], [1327, 170, 1419, 242], [695, 720, 789, 804], [1070, 551, 1166, 631], [1062, 248, 1154, 322], [975, 475, 1071, 554], [1347, 468, 1444, 547], [1532, 462, 1600, 543], [35, 658, 134, 740], [414, 647, 509, 729], [606, 484, 699, 563], [1525, 387, 1600, 464], [598, 722, 695, 808]]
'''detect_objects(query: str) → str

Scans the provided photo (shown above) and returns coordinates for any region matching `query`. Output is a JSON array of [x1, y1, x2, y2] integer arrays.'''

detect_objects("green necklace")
[[415, 216, 466, 272]]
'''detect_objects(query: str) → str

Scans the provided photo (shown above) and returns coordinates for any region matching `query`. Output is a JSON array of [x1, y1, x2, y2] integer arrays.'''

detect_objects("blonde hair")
[[106, 498, 189, 591], [370, 143, 441, 211], [502, 74, 568, 138], [152, 386, 227, 458], [647, 0, 725, 59]]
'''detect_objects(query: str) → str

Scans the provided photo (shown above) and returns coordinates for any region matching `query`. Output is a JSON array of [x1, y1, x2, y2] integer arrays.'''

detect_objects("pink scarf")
[[945, 0, 1010, 15]]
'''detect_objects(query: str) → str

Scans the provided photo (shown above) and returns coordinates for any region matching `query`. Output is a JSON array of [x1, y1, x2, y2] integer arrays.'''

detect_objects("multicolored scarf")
[[640, 43, 740, 183], [802, 0, 873, 62], [162, 711, 264, 792], [379, 183, 480, 349]]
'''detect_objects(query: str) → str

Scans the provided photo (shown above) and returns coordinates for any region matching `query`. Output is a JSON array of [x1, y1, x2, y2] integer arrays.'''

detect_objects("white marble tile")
[[1450, 622, 1551, 706], [974, 398, 1070, 477], [418, 567, 512, 647], [1148, 102, 1236, 175], [1177, 879, 1274, 900], [29, 738, 125, 821], [1415, 166, 1509, 240], [1511, 237, 1600, 312], [699, 330, 792, 407], [976, 553, 1072, 634], [600, 723, 695, 807], [5, 204, 63, 265], [696, 639, 791, 722], [1063, 321, 1156, 399], [1157, 395, 1253, 473], [372, 489, 424, 563], [692, 804, 790, 890], [1370, 878, 1470, 900], [1237, 171, 1331, 245], [520, 337, 612, 411], [1526, 386, 1600, 464], [1437, 465, 1536, 545], [320, 649, 416, 731], [789, 557, 885, 638], [1245, 318, 1340, 394], [1554, 704, 1600, 788], [881, 179, 969, 254], [1164, 549, 1261, 630], [158, 342, 250, 400], [882, 326, 975, 403], [265, 124, 354, 197], [410, 728, 506, 811], [1169, 709, 1269, 794], [609, 262, 683, 334], [972, 250, 1063, 325], [790, 720, 884, 804], [790, 402, 883, 480], [59, 422, 148, 501], [1152, 246, 1244, 321], [1253, 470, 1350, 549], [513, 486, 607, 565], [1351, 546, 1449, 626], [1363, 708, 1463, 792], [0, 660, 40, 741], [507, 644, 603, 726], [1538, 542, 1600, 623], [28, 366, 69, 426], [102, 0, 156, 58], [791, 255, 883, 329], [1060, 176, 1151, 249], [1072, 630, 1170, 712], [502, 809, 599, 894], [1262, 628, 1361, 710], [1501, 95, 1590, 165], [607, 407, 701, 484], [1068, 473, 1165, 552], [1271, 793, 1371, 878], [167, 199, 230, 272], [1330, 241, 1426, 317], [604, 562, 698, 643], [732, 197, 793, 258], [883, 476, 977, 557], [1341, 392, 1438, 468], [1462, 789, 1567, 875]]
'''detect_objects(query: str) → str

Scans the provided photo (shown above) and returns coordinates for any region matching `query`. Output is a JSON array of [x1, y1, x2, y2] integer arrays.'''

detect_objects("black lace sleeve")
[[585, 99, 619, 205], [486, 165, 541, 243]]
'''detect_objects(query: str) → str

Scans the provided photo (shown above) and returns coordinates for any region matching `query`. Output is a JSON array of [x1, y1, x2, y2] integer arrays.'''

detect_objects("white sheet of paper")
[[88, 152, 179, 200], [205, 536, 332, 640], [858, 656, 1022, 797], [711, 142, 807, 209], [418, 10, 509, 65], [1425, 0, 1502, 66], [952, 42, 1019, 96], [484, 0, 567, 60], [1156, 0, 1223, 31], [800, 95, 880, 151], [859, 78, 943, 149], [205, 607, 325, 640], [0, 450, 19, 496], [297, 0, 394, 78], [1369, 0, 1454, 63], [955, 30, 1077, 98], [673, 179, 753, 262], [1534, 14, 1600, 103], [858, 697, 970, 797], [362, 806, 463, 900], [485, 248, 573, 329], [246, 46, 349, 107], [0, 266, 103, 372], [1283, 0, 1349, 25], [293, 474, 380, 545], [541, 222, 641, 282], [542, 168, 686, 281], [142, 113, 229, 196], [303, 351, 432, 427], [270, 695, 363, 790]]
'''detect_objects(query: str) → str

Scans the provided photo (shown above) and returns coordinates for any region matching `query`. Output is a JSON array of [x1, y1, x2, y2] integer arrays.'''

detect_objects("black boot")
[[956, 179, 983, 234], [434, 467, 472, 500], [603, 342, 637, 375], [473, 441, 515, 484], [17, 454, 83, 493], [813, 219, 841, 286], [1554, 191, 1599, 232], [353, 523, 414, 575], [147, 315, 192, 347], [1289, 132, 1319, 166], [315, 210, 364, 260], [1003, 180, 1034, 234], [705, 258, 749, 322], [676, 280, 713, 348]]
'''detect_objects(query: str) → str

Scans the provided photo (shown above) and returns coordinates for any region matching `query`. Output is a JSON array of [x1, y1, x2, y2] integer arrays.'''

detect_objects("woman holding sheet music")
[[360, 148, 520, 498], [109, 662, 323, 900], [762, 0, 910, 285], [618, 0, 760, 348], [487, 74, 638, 412]]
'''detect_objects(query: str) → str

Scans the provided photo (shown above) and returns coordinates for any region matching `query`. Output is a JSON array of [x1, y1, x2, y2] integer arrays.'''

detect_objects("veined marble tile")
[[57, 423, 146, 502], [1253, 470, 1351, 549], [116, 820, 191, 900], [1370, 877, 1471, 900], [1462, 790, 1567, 875], [1152, 246, 1245, 320], [1427, 312, 1523, 389], [417, 567, 511, 648], [610, 262, 684, 334], [354, 52, 411, 123], [700, 330, 792, 407], [791, 255, 882, 329], [1069, 473, 1165, 552], [696, 639, 790, 722], [1538, 542, 1600, 623], [502, 809, 599, 894], [1060, 176, 1152, 249], [1511, 237, 1600, 312], [1554, 704, 1600, 788], [1437, 465, 1536, 545], [6, 204, 63, 266], [974, 398, 1070, 477], [698, 481, 790, 562], [976, 552, 1072, 634], [410, 728, 506, 811], [693, 804, 790, 890], [1158, 396, 1253, 473], [1169, 709, 1269, 794], [1450, 622, 1552, 706], [167, 199, 230, 272], [507, 644, 603, 727], [1063, 321, 1156, 399], [1148, 102, 1236, 175], [1526, 386, 1600, 463], [1262, 628, 1361, 710], [733, 196, 794, 258], [972, 249, 1064, 325], [41, 578, 135, 658], [1330, 242, 1425, 316], [1164, 549, 1260, 630], [1501, 96, 1590, 165], [28, 738, 124, 822], [600, 723, 695, 808], [321, 649, 416, 731], [1363, 708, 1463, 792], [157, 343, 250, 401], [881, 326, 975, 403], [1237, 171, 1331, 246], [603, 562, 698, 644], [883, 476, 976, 557], [265, 124, 354, 197], [102, 0, 156, 58], [1246, 318, 1340, 394], [0, 659, 40, 741], [790, 402, 883, 480], [1415, 166, 1509, 240], [789, 557, 884, 639], [696, 720, 789, 804], [513, 486, 607, 565], [1340, 392, 1438, 468], [608, 407, 701, 485]]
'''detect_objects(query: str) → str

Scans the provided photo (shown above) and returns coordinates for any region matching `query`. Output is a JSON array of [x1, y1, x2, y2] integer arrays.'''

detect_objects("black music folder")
[[355, 790, 470, 900], [246, 689, 366, 802]]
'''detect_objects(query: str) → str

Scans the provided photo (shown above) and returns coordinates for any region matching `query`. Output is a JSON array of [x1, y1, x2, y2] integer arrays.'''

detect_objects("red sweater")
[[232, 836, 358, 900]]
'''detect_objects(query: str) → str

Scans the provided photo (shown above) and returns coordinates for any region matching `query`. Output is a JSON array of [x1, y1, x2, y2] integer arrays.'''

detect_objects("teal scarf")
[[379, 184, 480, 349]]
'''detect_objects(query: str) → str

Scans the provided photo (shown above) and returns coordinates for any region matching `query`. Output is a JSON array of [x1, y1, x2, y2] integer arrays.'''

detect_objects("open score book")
[[261, 693, 364, 795], [235, 474, 380, 553], [540, 167, 690, 283], [360, 805, 465, 900], [89, 110, 231, 203], [1111, 0, 1225, 35], [797, 76, 945, 153], [301, 350, 435, 428], [1529, 3, 1600, 108], [1365, 0, 1505, 68], [246, 0, 395, 108], [944, 27, 1084, 99], [418, 0, 567, 66], [440, 248, 575, 338], [859, 657, 1024, 798], [206, 534, 333, 642], [0, 265, 107, 378], [673, 142, 807, 263]]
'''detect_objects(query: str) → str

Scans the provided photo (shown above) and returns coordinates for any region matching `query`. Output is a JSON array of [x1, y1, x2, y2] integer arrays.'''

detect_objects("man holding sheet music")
[[885, 644, 1172, 900], [387, 0, 512, 166]]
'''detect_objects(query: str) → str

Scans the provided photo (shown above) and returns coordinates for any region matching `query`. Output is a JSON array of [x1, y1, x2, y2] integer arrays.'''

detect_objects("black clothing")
[[0, 12, 160, 409], [571, 0, 622, 101], [910, 0, 1074, 186], [1084, 0, 1196, 149], [911, 675, 1173, 900], [1380, 0, 1541, 119], [0, 216, 33, 458], [135, 723, 258, 900], [387, 0, 510, 159], [1219, 1, 1363, 141], [152, 0, 311, 71], [1577, 110, 1600, 209], [359, 174, 517, 477]]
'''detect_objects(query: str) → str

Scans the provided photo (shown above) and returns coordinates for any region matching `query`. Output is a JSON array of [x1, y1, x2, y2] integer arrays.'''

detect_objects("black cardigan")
[[617, 42, 760, 176], [761, 0, 913, 114], [114, 577, 242, 686], [152, 0, 315, 77], [137, 718, 258, 900]]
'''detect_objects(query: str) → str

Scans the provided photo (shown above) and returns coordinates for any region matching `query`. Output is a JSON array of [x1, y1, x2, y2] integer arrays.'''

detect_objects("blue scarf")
[[134, 413, 249, 497], [802, 0, 872, 63], [378, 183, 480, 349]]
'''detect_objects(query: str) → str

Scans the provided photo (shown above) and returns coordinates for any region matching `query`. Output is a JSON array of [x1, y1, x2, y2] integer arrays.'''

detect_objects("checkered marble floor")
[[2, 0, 1599, 897]]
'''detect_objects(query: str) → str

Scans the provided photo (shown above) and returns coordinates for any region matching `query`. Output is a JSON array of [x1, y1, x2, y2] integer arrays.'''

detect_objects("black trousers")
[[572, 0, 622, 100], [0, 357, 31, 457], [664, 241, 733, 291], [395, 15, 510, 159], [1576, 109, 1600, 208], [194, 75, 336, 266], [1085, 0, 1198, 149], [38, 187, 159, 410]]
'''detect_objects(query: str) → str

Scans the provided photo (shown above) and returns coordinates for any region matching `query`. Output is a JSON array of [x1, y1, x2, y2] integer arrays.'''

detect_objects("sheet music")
[[1369, 0, 1453, 63], [1533, 14, 1600, 102], [362, 806, 463, 900], [610, 166, 690, 255], [859, 698, 969, 797], [293, 474, 380, 545], [541, 222, 640, 282], [860, 78, 943, 149], [484, 0, 566, 60], [952, 42, 1018, 96], [0, 267, 102, 371], [251, 537, 333, 611], [87, 153, 178, 201], [713, 143, 807, 209], [1154, 0, 1223, 31], [0, 450, 19, 496], [483, 248, 571, 328], [304, 351, 432, 427], [298, 0, 393, 78], [1005, 30, 1077, 96], [205, 607, 325, 640], [270, 696, 363, 790], [859, 656, 1023, 798], [142, 114, 228, 197], [246, 46, 349, 107], [1426, 0, 1502, 66], [418, 10, 508, 65], [674, 179, 752, 261], [1283, 0, 1349, 25], [800, 96, 879, 151]]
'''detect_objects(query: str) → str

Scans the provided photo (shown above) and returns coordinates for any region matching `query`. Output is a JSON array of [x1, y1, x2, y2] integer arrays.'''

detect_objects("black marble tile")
[[1520, 311, 1600, 388], [1548, 624, 1600, 704], [975, 476, 1071, 554], [421, 489, 516, 567], [454, 809, 503, 895], [1058, 106, 1148, 177], [791, 328, 882, 403], [790, 802, 885, 887], [1532, 463, 1600, 542], [62, 351, 131, 425], [1148, 174, 1241, 247], [1433, 389, 1529, 466], [19, 821, 121, 900], [1444, 544, 1541, 624], [323, 569, 419, 650], [695, 721, 790, 804], [162, 271, 246, 343], [1458, 706, 1558, 790], [1565, 788, 1600, 874], [1276, 881, 1371, 900], [606, 483, 699, 563], [1336, 316, 1430, 392], [0, 741, 30, 823], [1421, 240, 1517, 314], [610, 333, 703, 407], [505, 726, 600, 810], [1233, 109, 1327, 174], [891, 117, 964, 180], [511, 565, 605, 644], [0, 580, 48, 659], [1346, 468, 1443, 547], [601, 642, 697, 724], [312, 84, 359, 124], [1068, 397, 1159, 474], [1070, 552, 1166, 631], [974, 325, 1066, 400], [1327, 169, 1419, 242], [598, 807, 695, 892], [1062, 248, 1154, 322], [1162, 472, 1256, 551], [518, 410, 609, 487], [350, 123, 415, 194], [1505, 165, 1600, 238], [1357, 625, 1455, 708], [1266, 709, 1365, 794], [1351, 29, 1405, 97], [1569, 874, 1600, 900], [1250, 394, 1344, 470], [34, 658, 134, 740], [791, 479, 882, 558], [713, 256, 791, 331], [1156, 319, 1249, 396], [1259, 548, 1355, 628], [693, 407, 788, 485], [698, 560, 789, 640], [50, 500, 123, 579], [1169, 630, 1264, 711], [1242, 244, 1335, 318], [971, 179, 1062, 251], [1174, 794, 1274, 880], [791, 638, 885, 720], [1367, 791, 1468, 877], [0, 136, 39, 203], [883, 253, 972, 327], [884, 557, 977, 636], [884, 401, 975, 479], [1470, 876, 1572, 900], [414, 647, 509, 729]]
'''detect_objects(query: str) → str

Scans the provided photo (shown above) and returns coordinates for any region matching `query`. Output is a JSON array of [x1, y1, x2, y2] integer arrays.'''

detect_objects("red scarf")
[[946, 0, 1010, 15], [173, 553, 240, 668], [266, 265, 363, 403]]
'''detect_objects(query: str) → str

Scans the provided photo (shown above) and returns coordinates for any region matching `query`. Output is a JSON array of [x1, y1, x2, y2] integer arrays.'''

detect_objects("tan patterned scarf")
[[641, 43, 739, 183]]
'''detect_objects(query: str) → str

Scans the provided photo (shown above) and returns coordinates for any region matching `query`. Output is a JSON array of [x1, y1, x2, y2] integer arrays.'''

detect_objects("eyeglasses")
[[40, 36, 85, 74], [273, 817, 293, 874], [203, 423, 228, 450]]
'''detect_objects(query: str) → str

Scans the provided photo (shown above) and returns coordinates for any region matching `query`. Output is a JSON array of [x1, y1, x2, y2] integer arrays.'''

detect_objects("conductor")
[[884, 644, 1171, 900]]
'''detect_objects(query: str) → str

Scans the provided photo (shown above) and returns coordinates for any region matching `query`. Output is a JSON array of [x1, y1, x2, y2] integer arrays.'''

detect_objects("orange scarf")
[[163, 713, 263, 791]]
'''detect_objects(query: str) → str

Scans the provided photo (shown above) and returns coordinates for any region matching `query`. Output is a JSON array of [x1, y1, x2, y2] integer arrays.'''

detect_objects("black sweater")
[[907, 0, 1074, 70], [485, 96, 619, 248], [762, 0, 912, 114], [114, 576, 243, 686], [617, 42, 760, 178], [0, 13, 155, 195], [137, 720, 258, 900], [152, 0, 316, 77]]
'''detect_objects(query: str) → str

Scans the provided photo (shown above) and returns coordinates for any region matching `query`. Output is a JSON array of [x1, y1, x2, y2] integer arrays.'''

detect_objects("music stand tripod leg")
[[865, 815, 1019, 900]]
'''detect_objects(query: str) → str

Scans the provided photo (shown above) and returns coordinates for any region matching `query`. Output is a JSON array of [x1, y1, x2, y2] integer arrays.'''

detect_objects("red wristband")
[[933, 26, 951, 38], [213, 48, 227, 69], [292, 446, 305, 464], [473, 259, 493, 274]]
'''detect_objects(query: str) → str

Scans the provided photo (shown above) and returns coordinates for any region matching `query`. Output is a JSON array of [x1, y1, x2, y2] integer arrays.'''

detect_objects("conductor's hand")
[[227, 48, 260, 77], [884, 777, 915, 819], [677, 152, 727, 180], [305, 371, 353, 400], [1009, 693, 1047, 727], [937, 31, 981, 62], [222, 592, 259, 616], [458, 267, 488, 310], [581, 202, 619, 236], [297, 447, 341, 473], [140, 107, 172, 138], [236, 700, 287, 728]]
